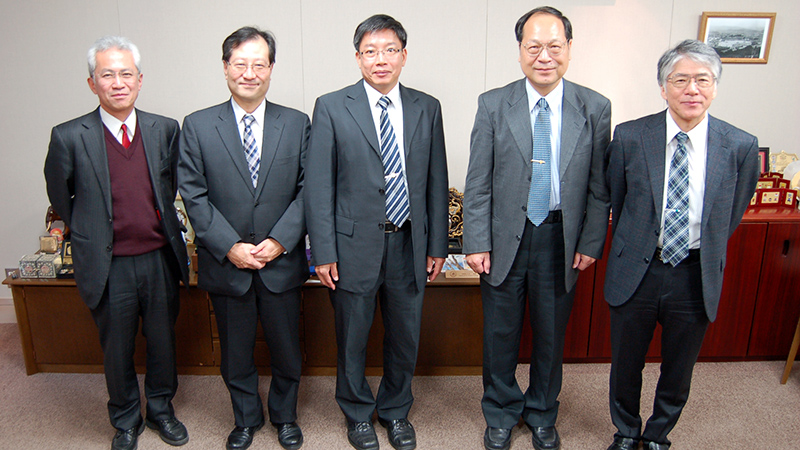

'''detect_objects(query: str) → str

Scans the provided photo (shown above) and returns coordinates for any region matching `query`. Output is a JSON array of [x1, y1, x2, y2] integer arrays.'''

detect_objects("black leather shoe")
[[483, 426, 511, 450], [274, 422, 303, 450], [347, 421, 379, 450], [226, 421, 265, 450], [530, 426, 560, 450], [112, 420, 145, 450], [146, 416, 189, 446], [643, 441, 669, 450], [607, 436, 640, 450], [378, 418, 416, 450]]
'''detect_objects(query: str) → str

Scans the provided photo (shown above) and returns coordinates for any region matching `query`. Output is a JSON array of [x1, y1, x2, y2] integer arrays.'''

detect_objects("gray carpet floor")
[[0, 323, 797, 449]]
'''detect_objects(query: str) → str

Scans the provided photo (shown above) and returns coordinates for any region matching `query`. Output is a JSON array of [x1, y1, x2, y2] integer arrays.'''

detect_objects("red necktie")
[[121, 123, 131, 149]]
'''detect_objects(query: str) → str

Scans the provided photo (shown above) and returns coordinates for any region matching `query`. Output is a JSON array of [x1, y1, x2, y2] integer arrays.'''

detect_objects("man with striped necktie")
[[305, 14, 449, 450]]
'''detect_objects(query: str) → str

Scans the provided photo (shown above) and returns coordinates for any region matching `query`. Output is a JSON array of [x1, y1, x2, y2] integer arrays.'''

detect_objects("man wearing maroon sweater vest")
[[44, 36, 190, 450]]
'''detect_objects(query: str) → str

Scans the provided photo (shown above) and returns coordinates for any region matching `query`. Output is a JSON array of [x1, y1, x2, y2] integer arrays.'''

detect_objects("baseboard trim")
[[0, 297, 16, 323]]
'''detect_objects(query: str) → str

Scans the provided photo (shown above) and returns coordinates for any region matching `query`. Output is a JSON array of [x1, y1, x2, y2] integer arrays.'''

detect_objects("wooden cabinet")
[[5, 209, 799, 375]]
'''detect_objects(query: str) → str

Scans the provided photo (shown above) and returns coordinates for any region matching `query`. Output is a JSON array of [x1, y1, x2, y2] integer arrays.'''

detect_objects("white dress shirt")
[[231, 97, 266, 161], [659, 113, 708, 249], [99, 107, 136, 145], [363, 81, 410, 197], [526, 79, 563, 210]]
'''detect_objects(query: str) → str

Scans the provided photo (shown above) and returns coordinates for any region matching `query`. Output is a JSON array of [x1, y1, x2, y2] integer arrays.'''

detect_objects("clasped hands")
[[226, 238, 285, 270]]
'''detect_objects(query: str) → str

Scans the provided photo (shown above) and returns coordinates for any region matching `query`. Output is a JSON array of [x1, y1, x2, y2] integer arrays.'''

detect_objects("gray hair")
[[87, 36, 141, 78], [657, 39, 721, 87]]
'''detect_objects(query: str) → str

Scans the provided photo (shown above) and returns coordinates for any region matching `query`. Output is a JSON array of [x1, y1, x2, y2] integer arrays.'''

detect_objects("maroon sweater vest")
[[104, 124, 168, 256]]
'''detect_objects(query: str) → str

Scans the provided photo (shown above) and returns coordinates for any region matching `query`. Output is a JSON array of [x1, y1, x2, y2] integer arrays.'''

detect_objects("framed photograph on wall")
[[699, 12, 776, 64]]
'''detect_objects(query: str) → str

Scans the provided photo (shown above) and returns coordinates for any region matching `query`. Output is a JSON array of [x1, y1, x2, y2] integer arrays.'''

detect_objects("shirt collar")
[[666, 111, 708, 147], [525, 78, 563, 114], [363, 80, 402, 109], [231, 97, 266, 126], [98, 107, 136, 137]]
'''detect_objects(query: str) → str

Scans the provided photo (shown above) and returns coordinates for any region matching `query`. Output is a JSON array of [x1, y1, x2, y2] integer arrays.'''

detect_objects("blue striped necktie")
[[242, 114, 260, 188], [378, 96, 409, 226], [527, 98, 551, 226], [661, 132, 690, 266]]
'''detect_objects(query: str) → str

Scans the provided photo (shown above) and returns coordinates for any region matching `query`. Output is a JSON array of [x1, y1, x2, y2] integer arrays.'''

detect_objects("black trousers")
[[609, 251, 709, 446], [481, 218, 575, 429], [91, 246, 180, 431], [330, 225, 424, 424], [210, 274, 302, 427]]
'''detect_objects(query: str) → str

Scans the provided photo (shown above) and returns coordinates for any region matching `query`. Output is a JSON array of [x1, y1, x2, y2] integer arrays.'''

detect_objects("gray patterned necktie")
[[661, 132, 690, 266], [242, 114, 260, 188], [378, 96, 409, 226], [527, 98, 551, 226]]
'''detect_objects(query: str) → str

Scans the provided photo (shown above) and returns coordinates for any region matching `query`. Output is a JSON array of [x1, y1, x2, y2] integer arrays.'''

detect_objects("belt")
[[384, 221, 410, 233], [654, 247, 701, 264], [541, 210, 562, 224]]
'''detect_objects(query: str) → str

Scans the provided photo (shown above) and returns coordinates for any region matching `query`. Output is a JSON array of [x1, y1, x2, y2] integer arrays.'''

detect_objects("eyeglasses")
[[667, 74, 716, 89], [226, 61, 272, 76], [96, 70, 137, 84], [359, 48, 402, 60], [522, 40, 567, 57]]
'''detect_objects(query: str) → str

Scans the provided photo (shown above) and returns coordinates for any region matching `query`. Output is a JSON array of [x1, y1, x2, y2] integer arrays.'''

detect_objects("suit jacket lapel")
[[643, 111, 667, 222], [81, 108, 113, 219], [216, 102, 255, 194], [559, 80, 587, 178], [702, 116, 726, 228], [400, 85, 422, 159], [345, 82, 381, 157], [507, 79, 533, 167], [138, 110, 166, 211], [256, 103, 283, 198]]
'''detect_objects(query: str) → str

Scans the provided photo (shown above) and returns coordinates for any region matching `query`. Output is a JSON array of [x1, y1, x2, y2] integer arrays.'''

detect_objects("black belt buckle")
[[384, 221, 404, 233], [542, 210, 562, 224]]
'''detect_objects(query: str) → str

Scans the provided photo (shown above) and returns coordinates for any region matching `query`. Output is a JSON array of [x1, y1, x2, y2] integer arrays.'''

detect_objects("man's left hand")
[[427, 256, 445, 281], [572, 252, 596, 271], [251, 238, 286, 263]]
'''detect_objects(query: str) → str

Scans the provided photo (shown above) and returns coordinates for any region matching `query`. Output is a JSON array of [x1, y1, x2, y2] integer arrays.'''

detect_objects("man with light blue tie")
[[305, 14, 449, 450], [603, 39, 759, 450], [463, 6, 611, 450]]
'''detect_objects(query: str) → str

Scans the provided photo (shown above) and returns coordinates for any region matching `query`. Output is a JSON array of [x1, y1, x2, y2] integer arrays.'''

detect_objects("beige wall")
[[1, 0, 798, 301]]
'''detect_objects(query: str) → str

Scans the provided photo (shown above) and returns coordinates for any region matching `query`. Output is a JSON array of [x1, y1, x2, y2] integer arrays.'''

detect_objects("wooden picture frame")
[[759, 147, 770, 174], [699, 12, 776, 64]]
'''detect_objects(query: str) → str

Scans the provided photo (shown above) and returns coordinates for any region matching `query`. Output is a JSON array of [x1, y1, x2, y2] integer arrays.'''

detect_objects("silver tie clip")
[[531, 159, 545, 164]]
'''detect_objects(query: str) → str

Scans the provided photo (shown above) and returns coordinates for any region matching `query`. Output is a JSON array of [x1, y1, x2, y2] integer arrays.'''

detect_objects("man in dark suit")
[[304, 14, 449, 450], [463, 7, 611, 450], [178, 27, 308, 450], [603, 40, 759, 450], [44, 36, 189, 450]]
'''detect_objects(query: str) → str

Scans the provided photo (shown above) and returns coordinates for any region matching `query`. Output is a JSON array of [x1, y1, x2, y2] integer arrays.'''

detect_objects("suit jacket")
[[304, 81, 449, 294], [604, 110, 759, 321], [178, 100, 310, 296], [463, 78, 611, 289], [44, 108, 189, 309]]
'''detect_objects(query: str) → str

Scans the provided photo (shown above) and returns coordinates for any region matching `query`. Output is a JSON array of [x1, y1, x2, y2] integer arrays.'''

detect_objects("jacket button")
[[654, 229, 660, 236], [249, 232, 255, 238], [643, 257, 650, 264], [108, 219, 112, 224], [379, 188, 385, 195], [254, 201, 259, 207], [378, 223, 384, 230], [516, 235, 521, 241], [521, 206, 527, 212], [106, 245, 112, 252]]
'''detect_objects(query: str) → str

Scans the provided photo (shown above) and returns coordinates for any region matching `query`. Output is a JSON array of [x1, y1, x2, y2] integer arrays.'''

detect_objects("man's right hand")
[[315, 262, 339, 290], [227, 242, 266, 270], [466, 252, 491, 275]]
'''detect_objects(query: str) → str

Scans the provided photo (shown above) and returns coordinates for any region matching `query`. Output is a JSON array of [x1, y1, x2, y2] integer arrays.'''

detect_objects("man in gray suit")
[[44, 36, 189, 450], [603, 40, 759, 450], [179, 27, 308, 450], [304, 14, 449, 450], [464, 7, 611, 450]]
